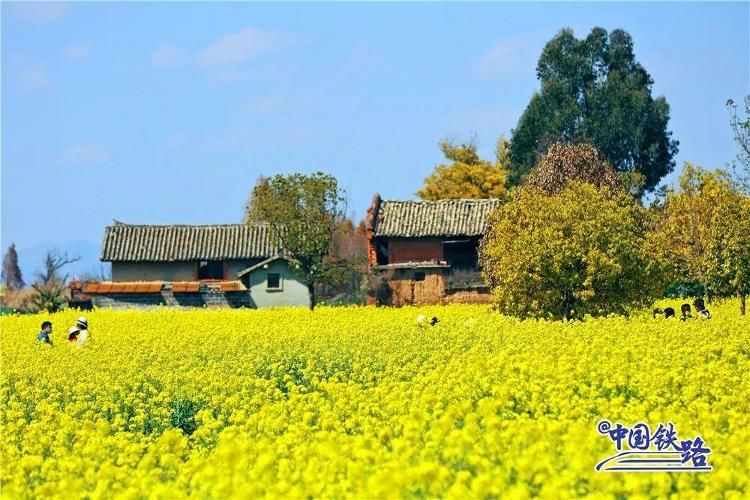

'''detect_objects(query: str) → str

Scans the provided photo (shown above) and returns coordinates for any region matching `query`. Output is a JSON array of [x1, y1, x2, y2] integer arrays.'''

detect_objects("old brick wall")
[[388, 238, 443, 263], [387, 268, 445, 306], [412, 269, 445, 304]]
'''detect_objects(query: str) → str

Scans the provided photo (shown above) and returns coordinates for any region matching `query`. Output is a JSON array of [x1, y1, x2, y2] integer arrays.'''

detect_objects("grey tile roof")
[[373, 199, 503, 237], [101, 222, 278, 262]]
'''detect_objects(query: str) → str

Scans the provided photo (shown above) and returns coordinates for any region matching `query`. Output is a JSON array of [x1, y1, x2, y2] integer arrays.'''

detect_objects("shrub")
[[480, 182, 666, 319]]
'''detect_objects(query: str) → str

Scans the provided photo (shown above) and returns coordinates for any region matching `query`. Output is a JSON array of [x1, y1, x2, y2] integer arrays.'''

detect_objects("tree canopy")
[[727, 95, 750, 193], [2, 243, 25, 290], [480, 182, 665, 319], [524, 142, 624, 196], [246, 172, 348, 310], [509, 27, 678, 194], [416, 138, 509, 200], [652, 163, 750, 314]]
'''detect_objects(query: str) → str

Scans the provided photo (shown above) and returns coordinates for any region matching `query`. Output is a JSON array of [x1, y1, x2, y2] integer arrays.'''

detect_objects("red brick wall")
[[388, 238, 443, 263]]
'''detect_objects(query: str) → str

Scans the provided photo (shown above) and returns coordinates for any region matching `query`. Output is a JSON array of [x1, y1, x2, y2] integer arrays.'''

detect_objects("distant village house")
[[70, 222, 310, 309], [366, 195, 501, 305]]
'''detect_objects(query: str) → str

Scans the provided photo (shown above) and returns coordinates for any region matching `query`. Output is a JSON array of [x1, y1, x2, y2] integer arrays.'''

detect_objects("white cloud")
[[150, 44, 188, 68], [61, 143, 110, 164], [471, 39, 533, 80], [196, 27, 289, 66], [63, 44, 89, 61], [8, 3, 67, 23], [151, 27, 294, 84], [17, 65, 51, 92]]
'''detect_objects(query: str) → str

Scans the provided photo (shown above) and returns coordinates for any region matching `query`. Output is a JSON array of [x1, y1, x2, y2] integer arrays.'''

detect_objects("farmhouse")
[[70, 222, 310, 309], [366, 194, 502, 305]]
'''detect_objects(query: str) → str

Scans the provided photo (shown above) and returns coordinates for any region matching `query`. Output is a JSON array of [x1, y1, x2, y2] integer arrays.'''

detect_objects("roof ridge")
[[108, 222, 272, 228], [381, 198, 503, 203]]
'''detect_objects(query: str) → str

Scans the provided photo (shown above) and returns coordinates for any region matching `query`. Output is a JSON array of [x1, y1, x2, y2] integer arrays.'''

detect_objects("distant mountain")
[[14, 241, 110, 284]]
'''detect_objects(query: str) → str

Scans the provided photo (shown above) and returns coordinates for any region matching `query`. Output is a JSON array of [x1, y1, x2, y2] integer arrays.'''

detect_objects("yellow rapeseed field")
[[1, 302, 749, 498]]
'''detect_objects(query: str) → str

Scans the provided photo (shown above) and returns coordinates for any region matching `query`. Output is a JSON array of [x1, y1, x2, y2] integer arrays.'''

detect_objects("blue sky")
[[2, 1, 749, 277]]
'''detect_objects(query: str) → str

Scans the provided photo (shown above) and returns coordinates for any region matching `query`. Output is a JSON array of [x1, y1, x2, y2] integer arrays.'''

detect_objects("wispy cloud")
[[150, 44, 189, 68], [151, 27, 294, 83], [471, 39, 534, 80], [7, 2, 67, 23], [17, 65, 51, 92], [196, 27, 289, 67], [61, 143, 110, 165], [63, 44, 89, 61]]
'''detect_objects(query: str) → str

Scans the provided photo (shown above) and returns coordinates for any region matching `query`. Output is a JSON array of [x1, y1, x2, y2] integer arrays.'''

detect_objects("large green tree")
[[509, 27, 679, 194], [246, 172, 348, 310]]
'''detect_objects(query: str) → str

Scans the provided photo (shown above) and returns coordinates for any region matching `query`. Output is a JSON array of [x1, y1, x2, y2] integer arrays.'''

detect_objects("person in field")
[[680, 304, 692, 321], [416, 315, 440, 327], [663, 307, 676, 319], [653, 308, 664, 319], [74, 317, 90, 346], [36, 321, 53, 346], [693, 298, 711, 319], [67, 326, 80, 344]]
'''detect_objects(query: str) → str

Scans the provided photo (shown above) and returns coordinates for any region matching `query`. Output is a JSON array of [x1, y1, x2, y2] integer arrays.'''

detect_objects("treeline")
[[241, 27, 749, 315], [479, 143, 749, 319]]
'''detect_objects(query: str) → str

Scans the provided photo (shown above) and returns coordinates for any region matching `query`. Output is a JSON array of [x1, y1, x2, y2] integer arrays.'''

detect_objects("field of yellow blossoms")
[[1, 301, 749, 498]]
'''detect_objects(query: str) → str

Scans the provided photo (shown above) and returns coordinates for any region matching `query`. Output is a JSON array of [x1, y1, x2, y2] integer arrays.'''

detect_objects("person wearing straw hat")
[[74, 316, 90, 347], [67, 326, 80, 345]]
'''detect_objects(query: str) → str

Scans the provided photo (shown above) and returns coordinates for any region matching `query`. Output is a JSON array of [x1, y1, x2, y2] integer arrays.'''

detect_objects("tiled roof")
[[83, 282, 164, 294], [82, 280, 247, 294], [373, 199, 503, 237], [171, 282, 201, 293], [101, 222, 278, 262], [219, 281, 246, 292]]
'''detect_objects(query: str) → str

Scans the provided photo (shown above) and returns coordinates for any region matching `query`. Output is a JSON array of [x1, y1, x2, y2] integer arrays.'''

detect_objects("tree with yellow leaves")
[[416, 138, 509, 200], [654, 163, 750, 314], [480, 181, 665, 319]]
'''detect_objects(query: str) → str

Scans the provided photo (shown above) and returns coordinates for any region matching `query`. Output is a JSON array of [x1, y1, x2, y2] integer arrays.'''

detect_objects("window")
[[266, 273, 281, 290], [198, 261, 224, 280], [414, 271, 426, 282]]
